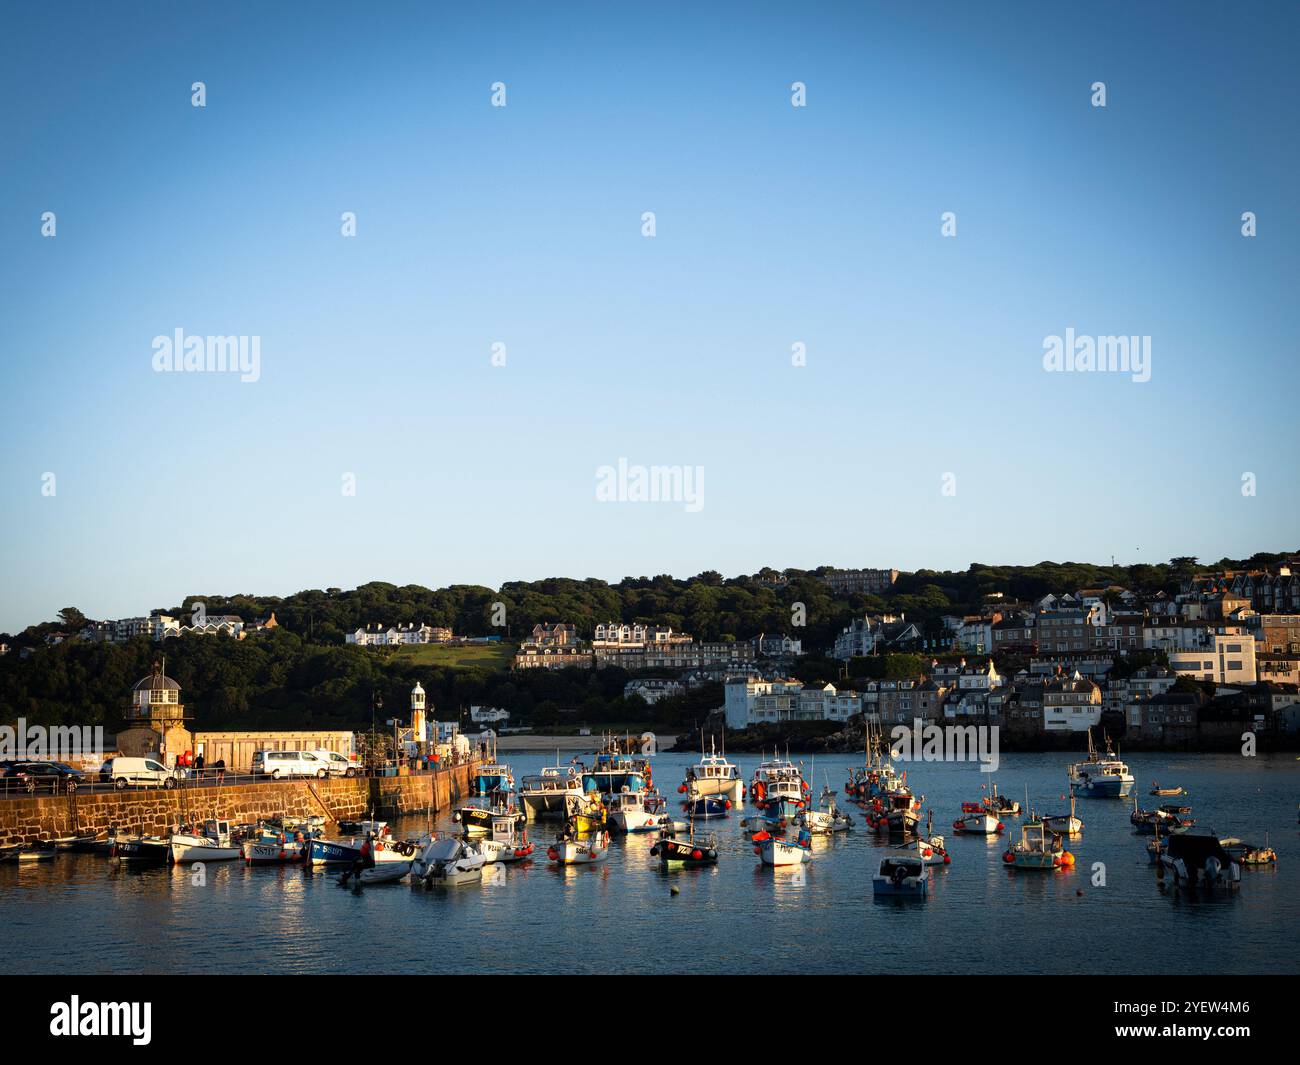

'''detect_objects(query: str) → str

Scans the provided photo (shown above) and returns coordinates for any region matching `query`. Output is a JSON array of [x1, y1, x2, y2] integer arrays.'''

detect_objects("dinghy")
[[338, 860, 411, 887]]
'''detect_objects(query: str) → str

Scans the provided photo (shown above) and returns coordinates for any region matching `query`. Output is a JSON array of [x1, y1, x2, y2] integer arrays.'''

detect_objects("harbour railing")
[[0, 755, 475, 800]]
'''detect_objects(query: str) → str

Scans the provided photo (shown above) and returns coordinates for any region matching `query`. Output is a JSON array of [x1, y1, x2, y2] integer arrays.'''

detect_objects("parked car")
[[308, 749, 358, 777], [1, 760, 85, 793], [251, 750, 329, 779], [98, 756, 178, 790]]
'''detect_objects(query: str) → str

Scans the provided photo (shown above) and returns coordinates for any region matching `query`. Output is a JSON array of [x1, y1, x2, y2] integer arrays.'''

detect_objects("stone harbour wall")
[[0, 761, 476, 845]]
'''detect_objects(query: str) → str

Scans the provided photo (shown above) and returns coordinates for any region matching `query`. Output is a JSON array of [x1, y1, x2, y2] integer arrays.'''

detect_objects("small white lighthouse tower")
[[410, 682, 428, 743]]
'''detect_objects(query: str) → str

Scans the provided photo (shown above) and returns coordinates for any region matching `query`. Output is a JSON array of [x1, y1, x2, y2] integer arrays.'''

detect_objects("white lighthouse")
[[410, 681, 428, 743]]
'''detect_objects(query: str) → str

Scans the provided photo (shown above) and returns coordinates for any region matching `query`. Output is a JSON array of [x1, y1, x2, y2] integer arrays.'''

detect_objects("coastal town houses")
[[1257, 614, 1300, 654], [751, 632, 803, 658], [346, 622, 453, 647], [1184, 561, 1300, 614], [624, 678, 685, 705], [831, 614, 920, 660]]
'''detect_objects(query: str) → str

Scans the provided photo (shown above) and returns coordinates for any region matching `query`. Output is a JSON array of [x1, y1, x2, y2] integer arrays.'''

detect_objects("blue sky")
[[1, 1, 1297, 632]]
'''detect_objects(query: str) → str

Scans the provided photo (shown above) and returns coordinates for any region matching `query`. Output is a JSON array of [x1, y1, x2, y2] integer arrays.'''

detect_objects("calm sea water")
[[2, 752, 1296, 975]]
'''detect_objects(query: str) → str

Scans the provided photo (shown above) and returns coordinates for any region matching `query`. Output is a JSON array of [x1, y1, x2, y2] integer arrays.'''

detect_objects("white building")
[[723, 676, 804, 729], [469, 705, 510, 725], [1169, 634, 1257, 687], [346, 622, 453, 647]]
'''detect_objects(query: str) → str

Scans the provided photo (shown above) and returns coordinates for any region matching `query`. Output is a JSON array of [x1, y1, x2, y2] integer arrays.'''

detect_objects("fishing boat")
[[872, 853, 927, 898], [953, 803, 1003, 835], [608, 788, 675, 833], [518, 763, 585, 821], [414, 836, 487, 885], [1150, 783, 1186, 797], [1003, 819, 1074, 871], [581, 739, 654, 801], [680, 737, 743, 804], [112, 836, 170, 864], [1039, 791, 1084, 836], [798, 786, 853, 834], [749, 755, 809, 824], [981, 782, 1020, 818], [1130, 796, 1194, 835], [470, 744, 515, 798], [309, 834, 417, 866], [884, 786, 923, 834], [1220, 838, 1278, 866], [751, 827, 812, 867], [846, 719, 901, 804], [1067, 728, 1134, 796], [243, 838, 308, 864], [569, 795, 609, 834], [650, 821, 719, 867], [169, 819, 242, 863], [1157, 830, 1241, 892], [683, 794, 732, 819], [453, 797, 506, 836], [547, 829, 609, 866], [478, 810, 535, 864]]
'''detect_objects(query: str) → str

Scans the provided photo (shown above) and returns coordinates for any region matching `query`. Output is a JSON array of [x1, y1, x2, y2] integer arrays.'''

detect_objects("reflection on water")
[[1, 752, 1295, 974]]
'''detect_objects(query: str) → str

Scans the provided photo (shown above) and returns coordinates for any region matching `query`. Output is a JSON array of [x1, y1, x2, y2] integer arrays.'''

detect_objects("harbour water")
[[2, 751, 1295, 974]]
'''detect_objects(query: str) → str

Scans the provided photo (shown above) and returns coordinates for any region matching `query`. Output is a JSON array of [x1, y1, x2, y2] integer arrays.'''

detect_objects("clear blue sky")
[[2, 1, 1297, 633]]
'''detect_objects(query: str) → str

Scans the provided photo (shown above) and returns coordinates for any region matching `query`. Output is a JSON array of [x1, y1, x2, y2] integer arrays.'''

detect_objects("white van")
[[251, 750, 328, 779], [309, 749, 357, 777], [99, 756, 178, 790]]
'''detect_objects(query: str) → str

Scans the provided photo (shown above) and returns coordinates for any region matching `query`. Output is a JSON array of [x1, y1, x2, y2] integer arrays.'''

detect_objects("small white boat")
[[608, 788, 675, 833], [873, 853, 928, 898], [910, 835, 949, 866], [169, 820, 242, 863], [339, 860, 412, 886], [953, 804, 1003, 835], [547, 832, 609, 865], [751, 829, 812, 867], [413, 837, 486, 886], [799, 786, 853, 834]]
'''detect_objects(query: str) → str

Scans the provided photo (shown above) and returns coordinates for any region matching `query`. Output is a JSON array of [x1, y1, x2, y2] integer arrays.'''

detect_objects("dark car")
[[4, 761, 85, 793]]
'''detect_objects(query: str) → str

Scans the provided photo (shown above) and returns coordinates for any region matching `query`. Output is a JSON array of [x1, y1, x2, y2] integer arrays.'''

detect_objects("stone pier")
[[0, 761, 477, 845]]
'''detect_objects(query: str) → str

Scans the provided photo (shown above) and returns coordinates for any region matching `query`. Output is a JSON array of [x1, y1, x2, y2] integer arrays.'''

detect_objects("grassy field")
[[386, 642, 516, 670]]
